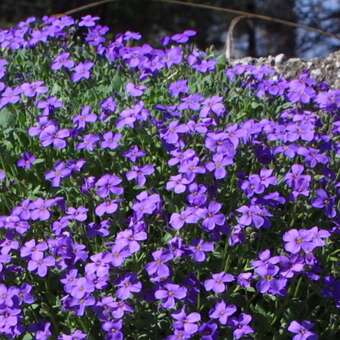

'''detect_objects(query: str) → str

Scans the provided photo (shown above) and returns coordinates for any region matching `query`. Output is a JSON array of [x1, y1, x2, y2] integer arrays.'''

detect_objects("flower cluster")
[[0, 14, 339, 339]]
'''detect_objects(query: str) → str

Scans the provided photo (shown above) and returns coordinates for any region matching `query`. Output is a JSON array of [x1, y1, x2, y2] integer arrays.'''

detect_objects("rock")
[[274, 54, 285, 65], [231, 50, 340, 88]]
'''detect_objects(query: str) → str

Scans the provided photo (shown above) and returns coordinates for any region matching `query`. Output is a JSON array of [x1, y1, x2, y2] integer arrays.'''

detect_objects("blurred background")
[[0, 0, 339, 58]]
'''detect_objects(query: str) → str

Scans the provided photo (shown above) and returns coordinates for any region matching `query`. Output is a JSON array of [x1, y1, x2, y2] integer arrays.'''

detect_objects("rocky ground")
[[231, 50, 340, 88]]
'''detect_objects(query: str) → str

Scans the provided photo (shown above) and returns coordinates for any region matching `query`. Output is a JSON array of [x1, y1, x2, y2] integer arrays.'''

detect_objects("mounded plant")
[[0, 15, 339, 340]]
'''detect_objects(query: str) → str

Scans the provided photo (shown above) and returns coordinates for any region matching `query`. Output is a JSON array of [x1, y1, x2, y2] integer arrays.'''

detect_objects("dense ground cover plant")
[[0, 14, 339, 339]]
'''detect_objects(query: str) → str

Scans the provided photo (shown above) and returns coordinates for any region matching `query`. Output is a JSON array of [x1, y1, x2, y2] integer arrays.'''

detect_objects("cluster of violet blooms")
[[0, 14, 339, 340]]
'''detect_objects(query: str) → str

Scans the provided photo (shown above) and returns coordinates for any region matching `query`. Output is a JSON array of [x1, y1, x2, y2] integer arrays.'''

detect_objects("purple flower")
[[116, 228, 147, 254], [0, 237, 19, 255], [85, 252, 111, 277], [171, 30, 196, 43], [230, 313, 254, 339], [70, 277, 94, 299], [20, 239, 47, 258], [190, 55, 216, 73], [37, 97, 63, 116], [95, 174, 123, 198], [124, 145, 146, 162], [102, 319, 123, 340], [116, 101, 149, 129], [166, 174, 191, 194], [17, 152, 36, 170], [123, 31, 142, 41], [146, 249, 173, 279], [237, 204, 272, 228], [28, 252, 55, 277], [30, 198, 52, 221], [59, 330, 87, 340], [77, 133, 100, 151], [0, 59, 7, 79], [111, 243, 131, 268], [162, 120, 189, 145], [280, 255, 305, 278], [61, 271, 80, 294], [155, 283, 187, 309], [284, 227, 329, 255], [72, 61, 94, 82], [283, 229, 314, 254], [18, 283, 35, 305], [101, 96, 117, 114], [284, 164, 311, 200], [21, 81, 48, 97], [170, 211, 189, 230], [204, 272, 234, 294], [164, 47, 183, 68], [169, 79, 189, 97], [52, 52, 74, 71], [168, 148, 195, 167], [206, 154, 232, 180], [95, 200, 118, 217], [251, 249, 281, 271], [273, 144, 298, 159], [297, 147, 328, 168], [198, 322, 218, 340], [209, 300, 237, 325], [179, 156, 206, 180], [39, 124, 70, 149], [205, 132, 236, 155], [237, 272, 252, 288], [0, 86, 21, 109], [241, 174, 265, 197], [132, 191, 160, 219], [101, 131, 122, 150], [178, 93, 204, 111], [0, 284, 15, 307], [200, 96, 225, 117], [187, 183, 207, 206], [33, 322, 52, 340], [285, 121, 315, 143], [202, 201, 225, 230], [126, 164, 155, 187], [311, 189, 336, 218], [255, 264, 286, 294], [115, 273, 142, 300], [79, 15, 100, 27], [66, 206, 88, 222], [172, 308, 201, 335], [287, 320, 318, 340], [69, 295, 95, 317], [126, 82, 146, 97], [0, 306, 20, 332], [45, 161, 72, 187], [189, 239, 214, 262], [0, 169, 6, 182], [315, 89, 340, 112], [73, 106, 97, 129], [170, 207, 205, 230], [287, 79, 316, 104], [259, 168, 277, 187]]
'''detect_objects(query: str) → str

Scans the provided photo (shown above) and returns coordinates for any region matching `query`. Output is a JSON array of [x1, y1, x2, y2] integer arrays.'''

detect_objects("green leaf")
[[50, 83, 62, 95], [0, 108, 16, 128], [22, 333, 33, 340], [162, 232, 173, 243], [111, 72, 123, 92], [33, 158, 46, 165]]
